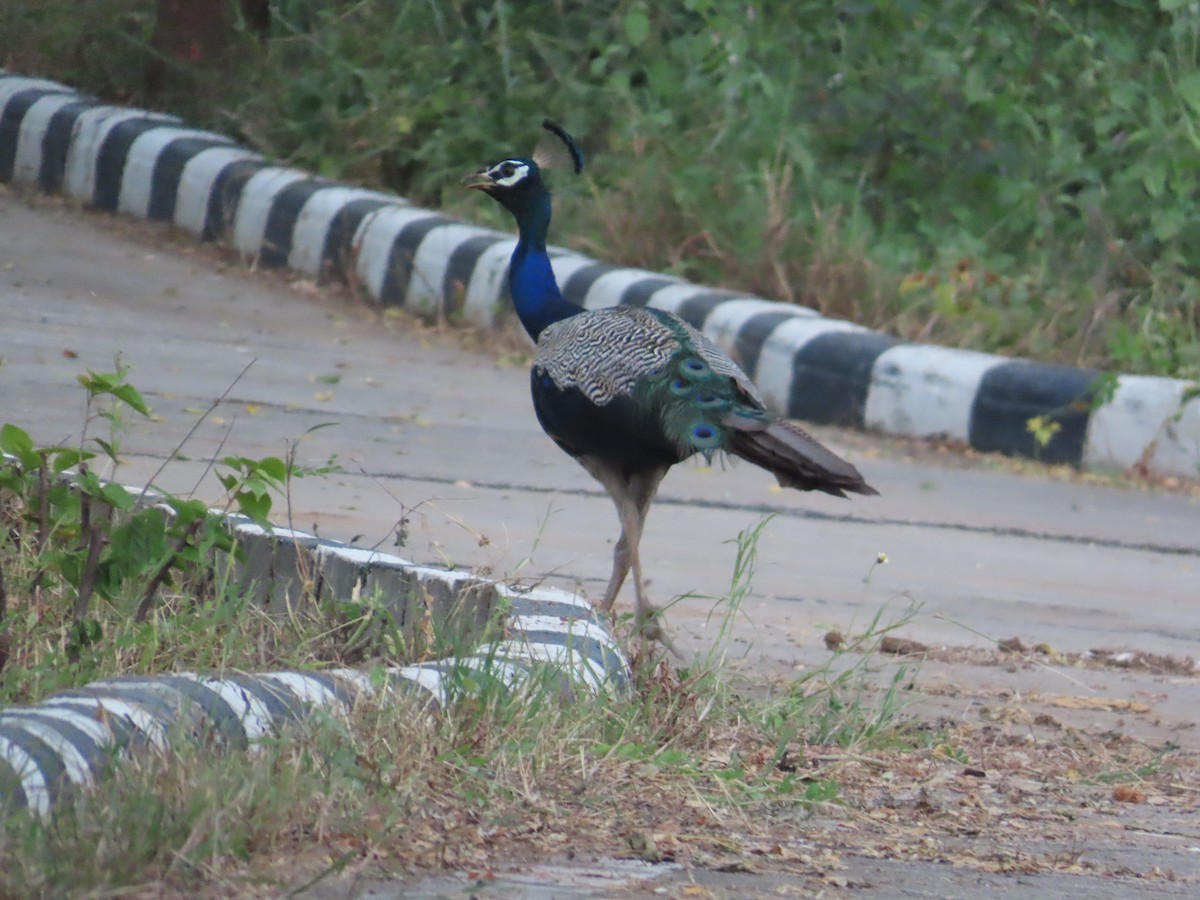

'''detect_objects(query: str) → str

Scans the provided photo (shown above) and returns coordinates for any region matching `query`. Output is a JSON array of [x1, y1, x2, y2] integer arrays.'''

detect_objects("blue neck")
[[508, 191, 581, 341]]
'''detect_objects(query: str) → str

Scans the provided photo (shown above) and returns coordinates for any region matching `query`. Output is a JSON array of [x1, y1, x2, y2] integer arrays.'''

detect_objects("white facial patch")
[[490, 160, 530, 187]]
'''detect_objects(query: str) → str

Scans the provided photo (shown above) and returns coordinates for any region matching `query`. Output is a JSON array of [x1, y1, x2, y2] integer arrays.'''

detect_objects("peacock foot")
[[635, 606, 682, 658]]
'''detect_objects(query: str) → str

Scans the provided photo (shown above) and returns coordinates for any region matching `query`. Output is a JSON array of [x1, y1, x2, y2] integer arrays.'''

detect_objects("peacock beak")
[[463, 170, 494, 191]]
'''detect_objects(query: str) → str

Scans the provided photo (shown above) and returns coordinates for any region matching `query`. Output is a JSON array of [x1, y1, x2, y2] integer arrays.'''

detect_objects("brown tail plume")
[[725, 416, 879, 498]]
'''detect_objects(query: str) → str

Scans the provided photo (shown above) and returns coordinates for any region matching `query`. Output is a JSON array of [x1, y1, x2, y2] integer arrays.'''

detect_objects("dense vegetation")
[[3, 0, 1198, 378]]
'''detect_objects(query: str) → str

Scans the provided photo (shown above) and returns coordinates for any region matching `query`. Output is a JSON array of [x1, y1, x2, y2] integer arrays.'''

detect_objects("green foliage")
[[3, 0, 1199, 377], [0, 364, 356, 702]]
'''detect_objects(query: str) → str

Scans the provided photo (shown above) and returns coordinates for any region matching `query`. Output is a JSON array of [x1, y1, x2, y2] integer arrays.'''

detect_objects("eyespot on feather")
[[689, 422, 722, 449]]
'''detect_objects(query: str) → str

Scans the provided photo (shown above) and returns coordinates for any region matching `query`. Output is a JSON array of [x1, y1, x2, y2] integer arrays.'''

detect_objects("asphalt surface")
[[4, 194, 1197, 667], [3, 192, 1200, 896]]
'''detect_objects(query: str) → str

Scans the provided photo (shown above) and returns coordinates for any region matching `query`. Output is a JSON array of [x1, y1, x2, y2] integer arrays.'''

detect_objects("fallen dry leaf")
[[1112, 784, 1147, 803]]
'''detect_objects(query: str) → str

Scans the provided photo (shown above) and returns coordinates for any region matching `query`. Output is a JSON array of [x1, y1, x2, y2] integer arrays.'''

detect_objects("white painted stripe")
[[0, 719, 93, 785], [755, 317, 868, 414], [118, 126, 232, 217], [407, 222, 499, 314], [582, 267, 669, 311], [231, 522, 315, 540], [315, 544, 413, 568], [0, 75, 72, 108], [184, 676, 276, 741], [494, 583, 593, 613], [510, 614, 615, 648], [63, 106, 178, 201], [287, 186, 401, 275], [352, 205, 445, 300], [463, 237, 518, 326], [257, 673, 343, 709], [1, 708, 114, 750], [230, 166, 312, 258], [173, 144, 263, 234], [644, 283, 711, 316], [11, 93, 79, 185], [1085, 375, 1200, 475], [394, 666, 448, 705], [407, 565, 474, 585], [865, 344, 1004, 441], [325, 668, 387, 698], [0, 736, 50, 817], [498, 642, 606, 692], [701, 298, 811, 354], [41, 697, 169, 750]]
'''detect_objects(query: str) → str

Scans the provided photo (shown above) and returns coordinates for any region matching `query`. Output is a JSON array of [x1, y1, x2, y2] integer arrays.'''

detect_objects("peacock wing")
[[534, 307, 683, 405]]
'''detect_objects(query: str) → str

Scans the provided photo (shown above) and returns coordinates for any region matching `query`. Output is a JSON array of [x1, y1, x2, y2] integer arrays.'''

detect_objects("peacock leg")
[[596, 466, 667, 612], [598, 530, 631, 612], [581, 461, 668, 612]]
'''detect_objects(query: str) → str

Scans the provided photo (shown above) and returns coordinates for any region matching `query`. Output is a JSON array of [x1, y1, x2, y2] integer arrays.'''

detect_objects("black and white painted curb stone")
[[2, 70, 1198, 477], [0, 466, 628, 817]]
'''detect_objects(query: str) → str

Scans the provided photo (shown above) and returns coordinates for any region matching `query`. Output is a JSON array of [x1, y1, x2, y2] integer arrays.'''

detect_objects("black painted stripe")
[[734, 310, 799, 382], [39, 698, 136, 749], [0, 712, 111, 777], [0, 752, 29, 812], [74, 686, 181, 737], [321, 196, 392, 279], [0, 88, 69, 181], [619, 276, 678, 308], [110, 676, 251, 750], [93, 117, 179, 210], [385, 672, 443, 710], [789, 330, 899, 426], [504, 596, 595, 619], [560, 262, 611, 307], [510, 630, 626, 684], [259, 177, 332, 268], [227, 675, 309, 724], [968, 361, 1100, 465], [283, 672, 359, 707], [377, 214, 454, 307], [506, 632, 614, 669], [147, 135, 234, 221], [443, 234, 505, 318], [205, 156, 271, 240], [39, 99, 95, 192], [672, 290, 735, 331], [0, 724, 67, 808]]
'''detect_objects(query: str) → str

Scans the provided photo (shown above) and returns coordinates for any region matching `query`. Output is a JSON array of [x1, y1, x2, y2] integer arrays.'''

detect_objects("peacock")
[[466, 120, 878, 637]]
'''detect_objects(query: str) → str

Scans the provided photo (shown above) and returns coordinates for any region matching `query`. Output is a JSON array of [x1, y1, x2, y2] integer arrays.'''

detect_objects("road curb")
[[1, 69, 1197, 479], [0, 459, 628, 817]]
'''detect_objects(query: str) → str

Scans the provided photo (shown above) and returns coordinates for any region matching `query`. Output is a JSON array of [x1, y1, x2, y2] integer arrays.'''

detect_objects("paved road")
[[5, 192, 1200, 896], [4, 193, 1196, 668]]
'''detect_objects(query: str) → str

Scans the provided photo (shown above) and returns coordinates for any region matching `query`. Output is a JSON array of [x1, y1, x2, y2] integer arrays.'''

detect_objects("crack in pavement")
[[363, 471, 1200, 559]]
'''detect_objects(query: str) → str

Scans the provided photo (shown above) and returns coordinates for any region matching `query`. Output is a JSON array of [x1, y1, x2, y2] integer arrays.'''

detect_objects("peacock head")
[[465, 119, 583, 219], [464, 156, 544, 214]]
